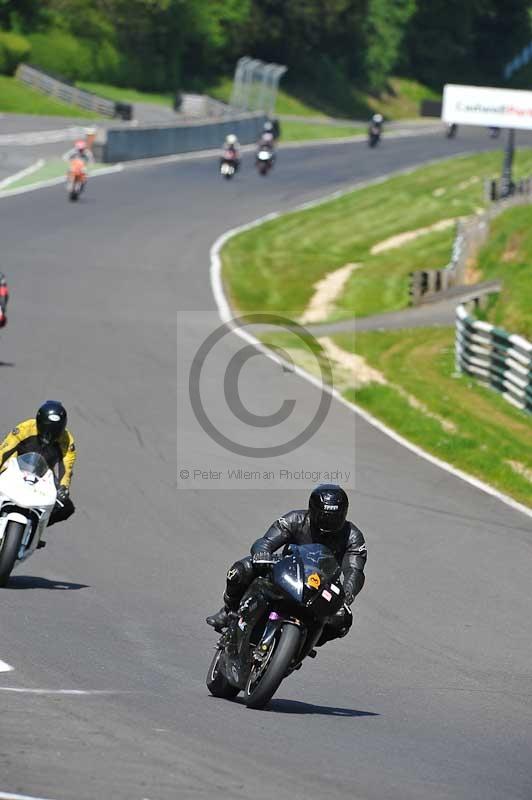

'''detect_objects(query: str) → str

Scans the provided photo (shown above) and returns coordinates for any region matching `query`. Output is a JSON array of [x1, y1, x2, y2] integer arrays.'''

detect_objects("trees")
[[364, 0, 416, 91], [404, 0, 532, 89], [1, 0, 531, 95]]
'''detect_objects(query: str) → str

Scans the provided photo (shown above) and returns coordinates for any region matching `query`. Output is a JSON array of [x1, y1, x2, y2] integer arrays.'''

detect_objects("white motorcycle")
[[256, 148, 274, 176], [0, 452, 57, 586]]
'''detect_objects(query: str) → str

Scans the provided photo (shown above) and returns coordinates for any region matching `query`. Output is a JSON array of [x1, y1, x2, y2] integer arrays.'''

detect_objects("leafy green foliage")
[[364, 0, 415, 92], [28, 29, 93, 81], [0, 29, 30, 74], [403, 0, 532, 89], [0, 0, 531, 95]]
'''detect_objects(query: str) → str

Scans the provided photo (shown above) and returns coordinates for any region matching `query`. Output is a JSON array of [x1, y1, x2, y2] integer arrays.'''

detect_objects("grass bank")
[[220, 149, 532, 506], [476, 205, 532, 338], [204, 75, 439, 121], [257, 327, 532, 507], [222, 149, 532, 322], [280, 120, 364, 142], [0, 75, 99, 117], [77, 81, 173, 107]]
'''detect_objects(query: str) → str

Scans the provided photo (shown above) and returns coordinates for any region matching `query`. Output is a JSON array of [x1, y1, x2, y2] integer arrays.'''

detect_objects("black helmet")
[[308, 484, 348, 535], [36, 401, 67, 444]]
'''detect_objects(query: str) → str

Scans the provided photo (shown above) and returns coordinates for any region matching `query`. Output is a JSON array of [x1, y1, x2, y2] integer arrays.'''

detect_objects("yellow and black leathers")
[[0, 419, 76, 488]]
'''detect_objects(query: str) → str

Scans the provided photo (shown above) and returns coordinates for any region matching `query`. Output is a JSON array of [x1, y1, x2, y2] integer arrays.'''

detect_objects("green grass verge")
[[203, 76, 328, 118], [222, 149, 532, 321], [257, 327, 532, 507], [475, 205, 532, 339], [0, 158, 109, 192], [280, 120, 364, 142], [203, 75, 438, 121], [0, 75, 100, 117], [367, 77, 441, 120], [77, 81, 173, 107]]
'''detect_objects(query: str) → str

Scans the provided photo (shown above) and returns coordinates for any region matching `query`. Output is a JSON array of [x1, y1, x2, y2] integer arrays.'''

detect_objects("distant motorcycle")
[[368, 124, 381, 147], [0, 453, 57, 586], [206, 543, 347, 709], [446, 123, 458, 139], [256, 148, 274, 176], [220, 150, 238, 180], [66, 157, 87, 201]]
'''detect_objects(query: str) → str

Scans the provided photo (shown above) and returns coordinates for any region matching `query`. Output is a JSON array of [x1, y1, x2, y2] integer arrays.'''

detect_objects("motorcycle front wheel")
[[0, 520, 24, 587], [206, 648, 240, 699], [244, 623, 300, 709]]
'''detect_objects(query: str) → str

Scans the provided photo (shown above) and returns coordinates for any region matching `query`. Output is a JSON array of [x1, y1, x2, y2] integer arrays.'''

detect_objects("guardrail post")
[[500, 128, 516, 199], [409, 273, 421, 305]]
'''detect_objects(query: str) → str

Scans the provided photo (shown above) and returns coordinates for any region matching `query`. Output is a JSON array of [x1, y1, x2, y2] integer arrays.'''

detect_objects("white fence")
[[456, 305, 532, 413], [16, 64, 122, 118]]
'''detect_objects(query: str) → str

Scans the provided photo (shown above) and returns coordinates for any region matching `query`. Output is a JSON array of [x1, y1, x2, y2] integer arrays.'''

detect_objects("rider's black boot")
[[206, 607, 229, 632]]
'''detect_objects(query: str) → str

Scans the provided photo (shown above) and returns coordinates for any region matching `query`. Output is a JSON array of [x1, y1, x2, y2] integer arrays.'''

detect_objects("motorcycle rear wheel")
[[0, 520, 24, 587], [206, 648, 240, 699], [244, 623, 300, 709]]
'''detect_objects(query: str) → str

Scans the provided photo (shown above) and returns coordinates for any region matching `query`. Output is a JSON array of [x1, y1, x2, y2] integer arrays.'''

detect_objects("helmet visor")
[[315, 508, 346, 533]]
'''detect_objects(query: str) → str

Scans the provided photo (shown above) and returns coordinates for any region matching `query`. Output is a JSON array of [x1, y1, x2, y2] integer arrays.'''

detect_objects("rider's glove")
[[252, 552, 279, 568], [56, 486, 69, 505]]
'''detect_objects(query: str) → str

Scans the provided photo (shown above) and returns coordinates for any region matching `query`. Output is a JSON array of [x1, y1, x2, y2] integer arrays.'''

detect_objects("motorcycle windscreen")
[[17, 452, 49, 478], [298, 544, 344, 616], [272, 553, 304, 602], [297, 543, 339, 582]]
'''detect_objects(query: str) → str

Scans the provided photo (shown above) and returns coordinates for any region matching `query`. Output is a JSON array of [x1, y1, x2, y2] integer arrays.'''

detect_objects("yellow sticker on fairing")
[[307, 573, 321, 589]]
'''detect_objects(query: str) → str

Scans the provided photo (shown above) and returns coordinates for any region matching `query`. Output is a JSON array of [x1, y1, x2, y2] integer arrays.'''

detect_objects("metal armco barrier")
[[99, 113, 267, 162], [456, 305, 532, 412], [409, 184, 532, 305], [16, 64, 132, 119]]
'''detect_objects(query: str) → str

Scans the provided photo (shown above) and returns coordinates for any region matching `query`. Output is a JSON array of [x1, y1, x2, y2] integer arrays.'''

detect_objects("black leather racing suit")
[[224, 510, 367, 643]]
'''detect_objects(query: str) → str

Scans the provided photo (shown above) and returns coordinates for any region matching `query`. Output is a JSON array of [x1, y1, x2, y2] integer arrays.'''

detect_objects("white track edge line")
[[209, 171, 532, 520], [0, 159, 44, 190], [0, 792, 59, 800], [0, 164, 123, 199]]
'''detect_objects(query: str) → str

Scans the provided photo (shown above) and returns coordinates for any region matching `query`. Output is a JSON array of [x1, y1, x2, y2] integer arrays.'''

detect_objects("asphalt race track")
[[1, 128, 531, 800]]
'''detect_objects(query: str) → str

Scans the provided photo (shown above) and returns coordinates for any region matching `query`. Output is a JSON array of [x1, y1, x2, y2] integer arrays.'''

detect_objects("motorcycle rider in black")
[[206, 484, 367, 645]]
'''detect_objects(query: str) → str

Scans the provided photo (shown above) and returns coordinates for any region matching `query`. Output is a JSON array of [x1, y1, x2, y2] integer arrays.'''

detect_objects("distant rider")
[[264, 118, 280, 140], [0, 272, 8, 328], [221, 134, 240, 171], [64, 139, 94, 165], [369, 113, 383, 134], [258, 121, 275, 151], [206, 484, 367, 647], [0, 401, 76, 528]]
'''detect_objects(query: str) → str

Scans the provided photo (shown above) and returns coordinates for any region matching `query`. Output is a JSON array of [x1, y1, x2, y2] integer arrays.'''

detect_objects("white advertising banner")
[[442, 84, 532, 130]]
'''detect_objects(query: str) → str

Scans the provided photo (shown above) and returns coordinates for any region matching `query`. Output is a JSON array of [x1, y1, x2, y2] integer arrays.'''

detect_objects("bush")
[[0, 30, 31, 76], [28, 29, 93, 82], [93, 40, 122, 83]]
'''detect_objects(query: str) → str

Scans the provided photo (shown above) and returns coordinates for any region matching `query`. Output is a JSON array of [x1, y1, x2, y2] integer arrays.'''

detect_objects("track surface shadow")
[[233, 696, 379, 716], [7, 575, 89, 590]]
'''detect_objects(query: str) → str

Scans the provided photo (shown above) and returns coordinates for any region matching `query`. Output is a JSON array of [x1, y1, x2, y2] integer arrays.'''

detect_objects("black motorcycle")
[[368, 124, 381, 147], [446, 123, 458, 139], [206, 543, 345, 709]]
